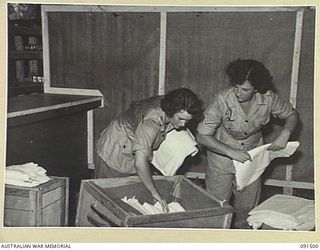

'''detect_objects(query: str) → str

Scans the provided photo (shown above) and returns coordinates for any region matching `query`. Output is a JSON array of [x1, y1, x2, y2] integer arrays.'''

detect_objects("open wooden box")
[[75, 175, 233, 228]]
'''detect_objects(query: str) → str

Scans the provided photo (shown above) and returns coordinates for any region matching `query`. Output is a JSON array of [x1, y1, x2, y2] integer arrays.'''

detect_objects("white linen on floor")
[[247, 194, 315, 231], [233, 141, 300, 190], [5, 162, 50, 187], [151, 129, 199, 176], [121, 196, 185, 215]]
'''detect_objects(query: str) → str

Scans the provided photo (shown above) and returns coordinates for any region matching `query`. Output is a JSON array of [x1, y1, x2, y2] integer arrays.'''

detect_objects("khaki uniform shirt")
[[97, 96, 172, 174], [197, 87, 295, 173]]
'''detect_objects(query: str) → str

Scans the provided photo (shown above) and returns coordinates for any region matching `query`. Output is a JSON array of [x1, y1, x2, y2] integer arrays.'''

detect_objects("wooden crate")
[[76, 175, 233, 228], [4, 176, 69, 227]]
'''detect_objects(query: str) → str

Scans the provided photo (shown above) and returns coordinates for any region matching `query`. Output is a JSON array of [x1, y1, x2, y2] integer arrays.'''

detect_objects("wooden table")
[[6, 93, 102, 225]]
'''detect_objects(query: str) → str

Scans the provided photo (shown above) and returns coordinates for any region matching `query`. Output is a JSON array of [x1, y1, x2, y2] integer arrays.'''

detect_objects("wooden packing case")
[[76, 175, 233, 228], [4, 176, 69, 227]]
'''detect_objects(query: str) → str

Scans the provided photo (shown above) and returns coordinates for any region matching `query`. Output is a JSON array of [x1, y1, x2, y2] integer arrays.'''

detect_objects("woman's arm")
[[268, 109, 299, 150], [134, 148, 169, 212], [196, 133, 251, 163]]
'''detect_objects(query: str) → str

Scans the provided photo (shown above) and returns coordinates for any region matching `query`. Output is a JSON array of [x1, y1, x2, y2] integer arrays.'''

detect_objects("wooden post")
[[284, 10, 304, 196], [158, 12, 167, 95]]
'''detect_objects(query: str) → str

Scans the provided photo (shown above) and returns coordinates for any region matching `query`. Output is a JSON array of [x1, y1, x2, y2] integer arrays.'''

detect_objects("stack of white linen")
[[247, 194, 315, 231], [121, 196, 185, 215], [5, 162, 51, 187]]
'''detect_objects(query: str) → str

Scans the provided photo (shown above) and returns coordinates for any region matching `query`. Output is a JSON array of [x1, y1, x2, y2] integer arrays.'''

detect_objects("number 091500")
[[300, 244, 319, 248]]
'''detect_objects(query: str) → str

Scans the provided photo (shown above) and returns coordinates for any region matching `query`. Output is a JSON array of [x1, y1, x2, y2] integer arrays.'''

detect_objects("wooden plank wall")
[[47, 12, 160, 134], [165, 11, 306, 181], [45, 8, 314, 183]]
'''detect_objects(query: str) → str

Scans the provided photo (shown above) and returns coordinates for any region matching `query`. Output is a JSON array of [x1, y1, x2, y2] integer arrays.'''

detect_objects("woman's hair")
[[161, 88, 203, 121], [225, 59, 274, 93]]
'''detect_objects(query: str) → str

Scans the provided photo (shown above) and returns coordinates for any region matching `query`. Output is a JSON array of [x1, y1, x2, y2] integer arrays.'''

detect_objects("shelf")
[[8, 82, 43, 97], [7, 94, 102, 119], [9, 50, 43, 60], [8, 25, 41, 36]]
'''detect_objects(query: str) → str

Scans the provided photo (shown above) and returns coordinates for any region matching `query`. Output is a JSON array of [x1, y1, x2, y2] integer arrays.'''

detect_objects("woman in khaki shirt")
[[97, 88, 203, 212], [197, 59, 299, 228]]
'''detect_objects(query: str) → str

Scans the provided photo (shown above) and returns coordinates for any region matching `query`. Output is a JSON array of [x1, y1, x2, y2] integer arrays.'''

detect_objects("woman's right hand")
[[152, 193, 169, 213], [228, 148, 251, 163]]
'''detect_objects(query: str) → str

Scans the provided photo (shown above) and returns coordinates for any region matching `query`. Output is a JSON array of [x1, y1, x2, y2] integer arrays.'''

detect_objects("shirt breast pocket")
[[119, 137, 133, 156], [255, 115, 270, 128]]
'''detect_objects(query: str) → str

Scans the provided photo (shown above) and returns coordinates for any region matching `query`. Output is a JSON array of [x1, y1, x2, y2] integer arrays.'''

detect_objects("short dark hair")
[[225, 59, 274, 93], [161, 88, 203, 121]]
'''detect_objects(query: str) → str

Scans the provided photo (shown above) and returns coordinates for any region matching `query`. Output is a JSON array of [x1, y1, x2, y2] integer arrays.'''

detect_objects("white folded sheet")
[[151, 129, 199, 176]]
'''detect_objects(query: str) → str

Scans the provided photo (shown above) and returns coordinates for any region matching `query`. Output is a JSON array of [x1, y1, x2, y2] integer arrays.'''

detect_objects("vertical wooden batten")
[[158, 12, 167, 95], [41, 5, 50, 92], [284, 10, 304, 196]]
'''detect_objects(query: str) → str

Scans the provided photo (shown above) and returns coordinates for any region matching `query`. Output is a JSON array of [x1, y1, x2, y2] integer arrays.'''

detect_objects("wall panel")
[[44, 7, 314, 183], [166, 12, 296, 106], [166, 11, 314, 182], [47, 11, 160, 136]]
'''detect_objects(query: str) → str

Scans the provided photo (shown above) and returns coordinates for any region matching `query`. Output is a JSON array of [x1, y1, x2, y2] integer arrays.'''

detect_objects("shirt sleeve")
[[133, 119, 160, 157], [197, 98, 223, 136], [270, 92, 296, 119]]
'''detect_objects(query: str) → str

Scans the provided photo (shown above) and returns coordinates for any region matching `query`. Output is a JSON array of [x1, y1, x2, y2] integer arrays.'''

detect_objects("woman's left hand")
[[267, 129, 291, 151]]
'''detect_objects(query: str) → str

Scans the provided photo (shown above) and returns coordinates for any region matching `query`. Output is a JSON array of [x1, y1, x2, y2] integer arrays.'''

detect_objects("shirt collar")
[[228, 88, 270, 107], [255, 90, 271, 105]]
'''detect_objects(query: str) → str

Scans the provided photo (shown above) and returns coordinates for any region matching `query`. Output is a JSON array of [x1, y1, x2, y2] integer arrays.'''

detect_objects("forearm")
[[268, 110, 299, 150], [196, 132, 234, 158], [283, 109, 299, 134], [134, 151, 161, 199]]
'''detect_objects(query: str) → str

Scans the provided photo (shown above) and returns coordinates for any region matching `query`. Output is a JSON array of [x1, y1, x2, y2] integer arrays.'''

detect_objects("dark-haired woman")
[[196, 59, 299, 228], [97, 88, 203, 212]]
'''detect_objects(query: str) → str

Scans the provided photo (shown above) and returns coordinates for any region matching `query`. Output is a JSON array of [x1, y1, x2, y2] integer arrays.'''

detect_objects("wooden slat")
[[284, 10, 304, 196], [41, 5, 51, 91], [158, 12, 166, 95], [87, 110, 94, 170], [42, 5, 308, 13], [264, 178, 314, 190]]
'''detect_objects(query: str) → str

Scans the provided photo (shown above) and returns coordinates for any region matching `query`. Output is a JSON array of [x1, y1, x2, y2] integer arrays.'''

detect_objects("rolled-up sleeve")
[[270, 92, 296, 119], [133, 119, 159, 157], [197, 99, 223, 136]]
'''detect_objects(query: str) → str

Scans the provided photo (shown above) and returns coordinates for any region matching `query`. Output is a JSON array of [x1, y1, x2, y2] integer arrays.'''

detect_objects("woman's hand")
[[228, 148, 251, 163], [152, 193, 169, 213], [268, 129, 290, 151]]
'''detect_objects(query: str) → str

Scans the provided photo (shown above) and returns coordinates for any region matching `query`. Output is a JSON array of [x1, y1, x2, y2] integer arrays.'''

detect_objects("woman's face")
[[169, 110, 193, 130], [233, 80, 256, 103]]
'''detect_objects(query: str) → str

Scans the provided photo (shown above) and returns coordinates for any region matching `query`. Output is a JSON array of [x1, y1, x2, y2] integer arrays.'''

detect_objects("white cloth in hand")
[[233, 141, 300, 190], [151, 129, 199, 176]]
